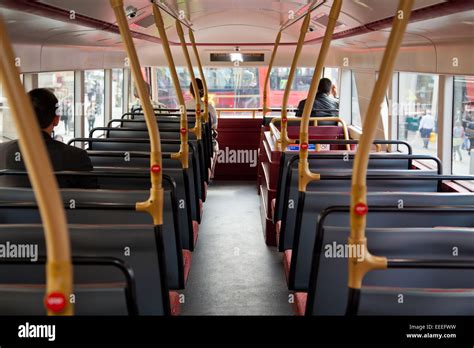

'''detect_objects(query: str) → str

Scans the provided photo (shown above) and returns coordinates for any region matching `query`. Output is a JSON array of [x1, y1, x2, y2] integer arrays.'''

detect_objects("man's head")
[[190, 78, 204, 99], [317, 78, 332, 95], [27, 88, 60, 133]]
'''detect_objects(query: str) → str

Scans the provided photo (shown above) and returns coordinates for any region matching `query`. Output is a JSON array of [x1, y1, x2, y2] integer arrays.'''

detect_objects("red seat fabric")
[[193, 220, 199, 246], [182, 249, 192, 283], [283, 249, 292, 284], [199, 198, 204, 219], [294, 292, 307, 316], [169, 291, 181, 316], [275, 220, 281, 248], [271, 198, 276, 220]]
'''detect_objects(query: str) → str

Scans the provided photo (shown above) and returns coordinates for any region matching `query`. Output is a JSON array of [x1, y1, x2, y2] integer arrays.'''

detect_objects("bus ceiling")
[[0, 0, 472, 47]]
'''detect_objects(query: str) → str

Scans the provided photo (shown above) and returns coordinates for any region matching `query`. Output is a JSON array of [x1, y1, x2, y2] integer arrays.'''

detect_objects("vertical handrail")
[[263, 31, 281, 117], [111, 0, 164, 223], [0, 16, 73, 315], [280, 12, 311, 151], [189, 29, 209, 124], [176, 20, 202, 141], [347, 0, 414, 309], [152, 3, 189, 169], [298, 0, 342, 192]]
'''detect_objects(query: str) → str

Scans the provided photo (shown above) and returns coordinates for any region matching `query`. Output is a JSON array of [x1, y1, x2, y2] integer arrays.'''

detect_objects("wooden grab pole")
[[280, 12, 311, 151], [111, 0, 164, 224], [152, 3, 189, 169], [0, 16, 73, 315], [189, 29, 209, 124], [263, 31, 281, 117], [348, 0, 414, 294], [298, 0, 342, 192], [175, 20, 202, 141]]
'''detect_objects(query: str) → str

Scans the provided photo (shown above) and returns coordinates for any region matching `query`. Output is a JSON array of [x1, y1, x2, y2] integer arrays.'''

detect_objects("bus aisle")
[[182, 181, 293, 315]]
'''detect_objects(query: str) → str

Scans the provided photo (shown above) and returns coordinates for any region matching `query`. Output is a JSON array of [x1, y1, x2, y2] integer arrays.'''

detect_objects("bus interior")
[[0, 0, 473, 345]]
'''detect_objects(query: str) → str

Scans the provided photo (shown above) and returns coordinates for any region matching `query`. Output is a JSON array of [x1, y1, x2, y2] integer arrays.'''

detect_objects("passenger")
[[453, 121, 464, 161], [130, 83, 166, 114], [185, 78, 219, 152], [462, 108, 474, 155], [0, 88, 98, 189], [418, 109, 435, 149], [295, 78, 339, 125]]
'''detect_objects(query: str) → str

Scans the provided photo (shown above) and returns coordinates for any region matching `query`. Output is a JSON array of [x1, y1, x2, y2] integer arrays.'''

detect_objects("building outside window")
[[112, 69, 124, 119], [397, 72, 439, 156], [38, 71, 75, 142], [84, 70, 105, 136], [452, 75, 474, 175]]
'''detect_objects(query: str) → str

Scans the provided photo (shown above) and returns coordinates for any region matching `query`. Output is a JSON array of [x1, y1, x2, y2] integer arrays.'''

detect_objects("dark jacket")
[[295, 93, 339, 125], [0, 132, 98, 189]]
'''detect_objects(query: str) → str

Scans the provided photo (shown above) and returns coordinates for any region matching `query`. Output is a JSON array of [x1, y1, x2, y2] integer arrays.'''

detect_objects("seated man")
[[185, 78, 219, 152], [130, 83, 167, 114], [295, 78, 339, 125], [0, 88, 98, 188]]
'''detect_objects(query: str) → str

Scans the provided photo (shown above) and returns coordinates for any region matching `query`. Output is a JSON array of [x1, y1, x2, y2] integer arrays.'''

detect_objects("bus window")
[[268, 67, 313, 111], [154, 67, 193, 108], [453, 75, 474, 175], [84, 70, 105, 135], [323, 67, 339, 93], [0, 81, 17, 142], [205, 67, 260, 109], [397, 72, 439, 156], [38, 71, 75, 142], [111, 69, 124, 119], [268, 67, 339, 111], [351, 72, 362, 128]]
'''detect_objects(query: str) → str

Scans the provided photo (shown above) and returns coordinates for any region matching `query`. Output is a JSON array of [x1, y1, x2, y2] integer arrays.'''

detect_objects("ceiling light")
[[353, 0, 373, 10], [230, 47, 243, 66]]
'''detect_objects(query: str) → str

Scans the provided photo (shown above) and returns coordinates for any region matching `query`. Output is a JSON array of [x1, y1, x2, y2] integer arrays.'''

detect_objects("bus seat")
[[169, 291, 181, 316], [305, 226, 474, 315], [358, 287, 474, 315], [87, 139, 209, 183], [0, 224, 171, 315], [88, 166, 199, 250], [0, 187, 187, 290], [0, 284, 130, 315], [279, 169, 439, 253], [273, 152, 436, 230], [289, 192, 474, 291], [88, 146, 205, 203]]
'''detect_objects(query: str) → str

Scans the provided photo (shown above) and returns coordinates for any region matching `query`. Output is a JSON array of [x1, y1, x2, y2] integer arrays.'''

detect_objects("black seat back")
[[307, 225, 474, 315], [0, 224, 170, 315], [289, 192, 474, 291], [0, 186, 186, 290]]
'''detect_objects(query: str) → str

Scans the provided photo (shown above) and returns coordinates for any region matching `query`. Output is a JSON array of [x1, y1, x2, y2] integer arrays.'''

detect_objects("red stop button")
[[301, 143, 308, 150], [45, 292, 66, 313], [354, 203, 368, 216], [180, 128, 186, 135], [151, 165, 161, 173]]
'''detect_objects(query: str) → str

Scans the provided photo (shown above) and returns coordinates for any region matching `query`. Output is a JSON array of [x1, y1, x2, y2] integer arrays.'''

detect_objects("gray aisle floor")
[[181, 181, 293, 315]]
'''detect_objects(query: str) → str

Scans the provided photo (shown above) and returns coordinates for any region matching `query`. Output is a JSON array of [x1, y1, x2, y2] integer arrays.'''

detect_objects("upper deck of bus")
[[0, 0, 473, 345]]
